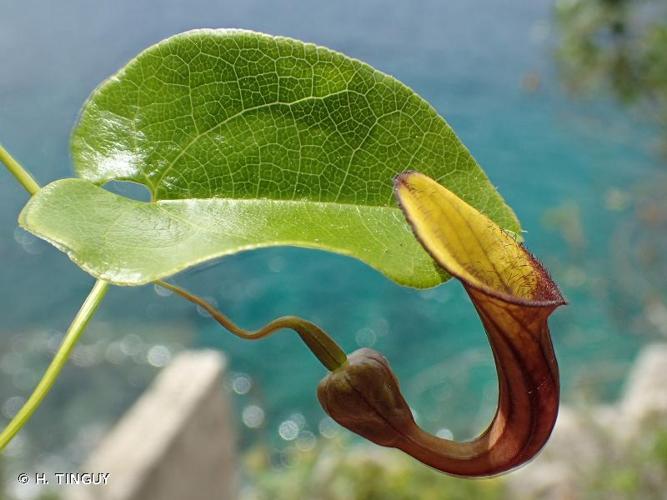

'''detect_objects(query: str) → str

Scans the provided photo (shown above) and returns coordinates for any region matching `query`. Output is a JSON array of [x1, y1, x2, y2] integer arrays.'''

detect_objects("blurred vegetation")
[[556, 0, 667, 145], [3, 425, 667, 500], [242, 439, 505, 500], [556, 0, 667, 340], [571, 418, 667, 499], [555, 0, 667, 128], [241, 420, 667, 500]]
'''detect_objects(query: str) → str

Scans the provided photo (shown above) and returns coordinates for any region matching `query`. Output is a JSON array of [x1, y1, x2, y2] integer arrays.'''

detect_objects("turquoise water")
[[0, 0, 662, 460]]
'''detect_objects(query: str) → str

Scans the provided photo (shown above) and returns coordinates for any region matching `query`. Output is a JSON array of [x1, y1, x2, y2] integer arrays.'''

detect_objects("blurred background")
[[1, 0, 666, 498]]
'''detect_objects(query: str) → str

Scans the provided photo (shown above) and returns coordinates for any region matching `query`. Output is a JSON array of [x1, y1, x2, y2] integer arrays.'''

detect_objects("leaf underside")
[[20, 179, 444, 286], [20, 29, 520, 287]]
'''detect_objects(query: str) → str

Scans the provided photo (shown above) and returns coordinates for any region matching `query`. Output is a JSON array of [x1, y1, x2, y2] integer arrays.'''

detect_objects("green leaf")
[[20, 29, 519, 287], [19, 178, 446, 286]]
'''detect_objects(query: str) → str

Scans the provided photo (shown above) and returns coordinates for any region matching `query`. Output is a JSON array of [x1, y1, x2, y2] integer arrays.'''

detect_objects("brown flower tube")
[[318, 172, 565, 477]]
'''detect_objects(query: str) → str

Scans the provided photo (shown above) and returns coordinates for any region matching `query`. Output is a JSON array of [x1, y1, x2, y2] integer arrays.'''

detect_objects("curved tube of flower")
[[318, 172, 565, 477]]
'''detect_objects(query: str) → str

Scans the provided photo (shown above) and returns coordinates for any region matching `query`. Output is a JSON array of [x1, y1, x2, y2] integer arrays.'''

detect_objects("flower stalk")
[[156, 280, 347, 371]]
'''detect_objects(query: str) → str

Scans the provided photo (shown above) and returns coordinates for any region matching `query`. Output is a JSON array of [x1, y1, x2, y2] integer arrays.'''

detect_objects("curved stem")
[[0, 280, 109, 450], [396, 286, 560, 476], [0, 144, 40, 196], [155, 280, 347, 371]]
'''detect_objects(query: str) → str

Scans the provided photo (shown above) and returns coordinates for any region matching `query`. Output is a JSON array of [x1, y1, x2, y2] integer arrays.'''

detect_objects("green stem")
[[156, 280, 347, 371], [0, 144, 40, 196], [0, 280, 110, 451], [0, 143, 111, 451]]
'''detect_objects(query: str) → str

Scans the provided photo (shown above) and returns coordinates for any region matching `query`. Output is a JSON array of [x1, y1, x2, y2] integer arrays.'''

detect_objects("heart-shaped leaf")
[[19, 29, 519, 287]]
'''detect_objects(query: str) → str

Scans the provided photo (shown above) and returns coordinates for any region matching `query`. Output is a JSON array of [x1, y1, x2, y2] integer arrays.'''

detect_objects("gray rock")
[[620, 343, 667, 437], [67, 350, 237, 500]]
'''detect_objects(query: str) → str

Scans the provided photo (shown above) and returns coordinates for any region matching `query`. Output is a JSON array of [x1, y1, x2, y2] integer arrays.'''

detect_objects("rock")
[[506, 406, 603, 499], [67, 350, 237, 500], [620, 343, 667, 437]]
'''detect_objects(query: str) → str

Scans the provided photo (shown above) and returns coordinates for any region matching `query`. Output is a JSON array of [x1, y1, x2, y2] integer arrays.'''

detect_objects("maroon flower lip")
[[317, 172, 565, 477]]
